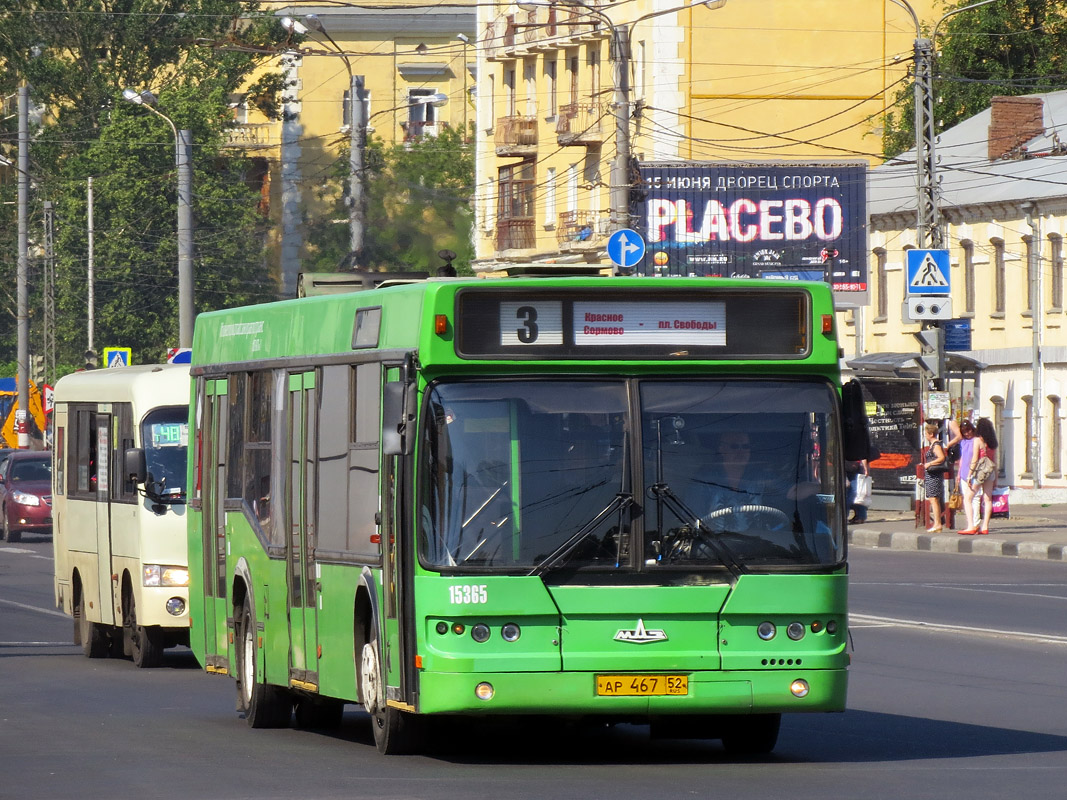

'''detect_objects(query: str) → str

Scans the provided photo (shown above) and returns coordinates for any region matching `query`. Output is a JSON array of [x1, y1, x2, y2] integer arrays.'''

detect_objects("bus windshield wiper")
[[648, 483, 747, 578], [530, 492, 633, 577]]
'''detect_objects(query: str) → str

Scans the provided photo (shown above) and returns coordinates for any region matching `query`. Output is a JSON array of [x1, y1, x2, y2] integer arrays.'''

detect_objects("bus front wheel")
[[235, 596, 292, 729], [359, 629, 423, 755], [122, 590, 163, 668], [721, 713, 781, 755]]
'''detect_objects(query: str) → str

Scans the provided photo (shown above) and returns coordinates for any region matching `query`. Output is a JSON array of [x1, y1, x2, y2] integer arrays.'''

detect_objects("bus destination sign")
[[456, 289, 809, 359]]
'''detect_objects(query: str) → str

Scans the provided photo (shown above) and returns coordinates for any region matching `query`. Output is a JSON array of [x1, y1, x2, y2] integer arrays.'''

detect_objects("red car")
[[0, 451, 52, 543]]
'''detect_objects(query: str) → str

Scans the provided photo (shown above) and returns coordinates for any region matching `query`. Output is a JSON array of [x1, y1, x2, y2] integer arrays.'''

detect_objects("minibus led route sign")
[[455, 290, 809, 359], [500, 300, 726, 347]]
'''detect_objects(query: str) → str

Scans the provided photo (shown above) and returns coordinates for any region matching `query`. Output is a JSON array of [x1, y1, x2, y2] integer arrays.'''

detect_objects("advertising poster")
[[634, 161, 869, 305], [860, 379, 921, 492]]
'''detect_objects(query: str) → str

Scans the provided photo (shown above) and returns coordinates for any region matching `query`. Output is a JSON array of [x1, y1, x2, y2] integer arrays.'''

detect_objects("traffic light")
[[84, 349, 98, 370], [913, 326, 944, 380]]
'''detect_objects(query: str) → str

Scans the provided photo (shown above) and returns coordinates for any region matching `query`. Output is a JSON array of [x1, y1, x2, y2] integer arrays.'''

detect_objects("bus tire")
[[235, 597, 292, 729], [294, 696, 345, 730], [721, 713, 781, 755], [75, 586, 109, 659], [359, 628, 423, 755], [123, 590, 163, 668]]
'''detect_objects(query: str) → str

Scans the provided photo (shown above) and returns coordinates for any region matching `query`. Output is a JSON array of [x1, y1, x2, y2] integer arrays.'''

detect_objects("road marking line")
[[851, 613, 1067, 645], [0, 597, 69, 619]]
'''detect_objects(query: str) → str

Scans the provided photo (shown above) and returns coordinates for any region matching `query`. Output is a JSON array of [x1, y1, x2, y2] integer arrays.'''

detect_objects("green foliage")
[[884, 0, 1067, 158], [0, 0, 286, 366], [303, 124, 475, 275]]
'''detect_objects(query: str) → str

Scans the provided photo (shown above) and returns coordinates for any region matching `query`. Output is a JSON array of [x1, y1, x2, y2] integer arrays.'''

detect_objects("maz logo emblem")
[[614, 619, 668, 644]]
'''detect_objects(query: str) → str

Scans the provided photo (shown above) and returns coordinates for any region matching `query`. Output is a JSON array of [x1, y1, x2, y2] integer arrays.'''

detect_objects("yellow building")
[[473, 0, 936, 269], [228, 2, 475, 295]]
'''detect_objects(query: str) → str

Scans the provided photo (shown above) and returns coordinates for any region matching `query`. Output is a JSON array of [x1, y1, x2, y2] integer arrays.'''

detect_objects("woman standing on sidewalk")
[[954, 419, 978, 531], [962, 417, 999, 535], [923, 421, 948, 532]]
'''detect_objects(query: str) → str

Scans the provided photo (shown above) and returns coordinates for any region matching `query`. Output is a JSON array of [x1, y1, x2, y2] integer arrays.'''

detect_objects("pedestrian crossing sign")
[[906, 249, 950, 295], [102, 347, 132, 368]]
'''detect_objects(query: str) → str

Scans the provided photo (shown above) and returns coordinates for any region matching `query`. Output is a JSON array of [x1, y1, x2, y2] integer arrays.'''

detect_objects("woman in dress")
[[923, 421, 947, 532], [962, 417, 998, 535], [954, 419, 977, 531]]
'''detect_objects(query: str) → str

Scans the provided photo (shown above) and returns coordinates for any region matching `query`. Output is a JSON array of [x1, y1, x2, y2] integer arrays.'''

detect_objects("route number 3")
[[516, 306, 538, 343]]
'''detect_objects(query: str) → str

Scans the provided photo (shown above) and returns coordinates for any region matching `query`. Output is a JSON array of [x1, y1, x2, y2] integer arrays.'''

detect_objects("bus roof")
[[53, 364, 191, 409], [191, 276, 839, 373]]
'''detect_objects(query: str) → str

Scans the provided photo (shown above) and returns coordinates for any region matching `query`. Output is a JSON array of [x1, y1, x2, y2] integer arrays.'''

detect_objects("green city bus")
[[187, 275, 868, 755]]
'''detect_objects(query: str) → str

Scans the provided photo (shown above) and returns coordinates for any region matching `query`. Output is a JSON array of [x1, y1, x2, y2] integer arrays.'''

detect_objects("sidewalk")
[[847, 502, 1067, 561]]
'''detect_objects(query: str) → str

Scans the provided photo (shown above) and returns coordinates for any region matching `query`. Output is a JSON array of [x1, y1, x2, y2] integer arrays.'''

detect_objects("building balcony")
[[223, 123, 277, 150], [556, 103, 605, 146], [556, 210, 604, 252], [495, 115, 538, 156], [496, 217, 536, 252]]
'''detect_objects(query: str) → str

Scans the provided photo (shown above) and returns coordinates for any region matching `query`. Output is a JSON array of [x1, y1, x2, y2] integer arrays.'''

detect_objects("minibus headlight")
[[143, 565, 190, 587]]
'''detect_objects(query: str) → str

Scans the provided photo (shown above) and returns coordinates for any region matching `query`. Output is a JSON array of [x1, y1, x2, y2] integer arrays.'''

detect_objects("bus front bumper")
[[415, 668, 847, 716]]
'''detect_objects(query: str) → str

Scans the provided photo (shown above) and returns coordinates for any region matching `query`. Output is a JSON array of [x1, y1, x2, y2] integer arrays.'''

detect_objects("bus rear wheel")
[[74, 586, 109, 659], [123, 590, 163, 668], [721, 713, 781, 755], [359, 630, 423, 755], [235, 596, 292, 728]]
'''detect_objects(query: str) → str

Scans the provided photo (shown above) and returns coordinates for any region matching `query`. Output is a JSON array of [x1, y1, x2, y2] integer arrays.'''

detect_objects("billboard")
[[634, 162, 869, 305]]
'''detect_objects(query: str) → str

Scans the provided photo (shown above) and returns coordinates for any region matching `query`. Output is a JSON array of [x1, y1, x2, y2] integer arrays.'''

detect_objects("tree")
[[303, 124, 475, 275], [883, 0, 1067, 158], [0, 0, 287, 369]]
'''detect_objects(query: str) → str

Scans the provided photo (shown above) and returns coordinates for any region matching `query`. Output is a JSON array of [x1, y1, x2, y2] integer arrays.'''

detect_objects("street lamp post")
[[284, 14, 447, 270], [521, 0, 727, 235], [122, 89, 195, 349]]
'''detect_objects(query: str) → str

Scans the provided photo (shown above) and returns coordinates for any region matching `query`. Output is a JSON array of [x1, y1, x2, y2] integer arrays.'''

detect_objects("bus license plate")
[[596, 675, 688, 696]]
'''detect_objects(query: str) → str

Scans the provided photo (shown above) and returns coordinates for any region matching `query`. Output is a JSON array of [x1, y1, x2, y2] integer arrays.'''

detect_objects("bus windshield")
[[141, 407, 189, 501], [418, 379, 843, 574]]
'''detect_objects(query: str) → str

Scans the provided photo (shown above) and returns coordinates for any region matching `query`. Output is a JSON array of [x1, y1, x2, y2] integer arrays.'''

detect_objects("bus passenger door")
[[287, 372, 318, 684], [93, 411, 116, 626], [195, 380, 230, 669]]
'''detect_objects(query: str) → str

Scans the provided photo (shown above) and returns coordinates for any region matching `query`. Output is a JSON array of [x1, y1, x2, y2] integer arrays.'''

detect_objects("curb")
[[848, 529, 1067, 561]]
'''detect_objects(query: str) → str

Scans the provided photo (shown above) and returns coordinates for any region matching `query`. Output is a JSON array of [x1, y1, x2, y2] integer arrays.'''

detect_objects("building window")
[[524, 58, 537, 116], [341, 89, 371, 129], [1023, 235, 1034, 314], [961, 239, 975, 314], [874, 247, 887, 319], [567, 49, 579, 104], [504, 63, 516, 116], [227, 94, 248, 124], [587, 45, 600, 102], [406, 88, 441, 139], [1050, 233, 1063, 310], [992, 238, 1006, 313], [1049, 396, 1062, 477], [545, 56, 557, 118], [545, 167, 556, 227], [497, 159, 535, 250]]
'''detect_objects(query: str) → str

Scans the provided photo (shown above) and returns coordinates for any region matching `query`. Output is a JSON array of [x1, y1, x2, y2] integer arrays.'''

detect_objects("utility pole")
[[87, 176, 95, 355], [17, 85, 30, 449], [177, 129, 194, 348], [43, 201, 55, 388], [609, 26, 632, 234], [349, 74, 366, 268]]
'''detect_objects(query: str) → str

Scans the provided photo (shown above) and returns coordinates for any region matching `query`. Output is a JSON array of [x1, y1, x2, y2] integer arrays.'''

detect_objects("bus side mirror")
[[382, 382, 412, 456], [125, 447, 147, 484]]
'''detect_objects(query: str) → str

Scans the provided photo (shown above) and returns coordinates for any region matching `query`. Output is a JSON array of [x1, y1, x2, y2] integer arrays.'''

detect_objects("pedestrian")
[[923, 421, 947, 532], [961, 417, 998, 535], [845, 457, 869, 524], [953, 419, 978, 531]]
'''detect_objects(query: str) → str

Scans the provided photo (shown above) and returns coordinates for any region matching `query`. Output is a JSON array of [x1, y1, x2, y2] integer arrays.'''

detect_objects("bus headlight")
[[757, 622, 777, 640], [475, 682, 495, 701], [143, 565, 190, 587], [790, 679, 810, 698], [786, 621, 806, 641]]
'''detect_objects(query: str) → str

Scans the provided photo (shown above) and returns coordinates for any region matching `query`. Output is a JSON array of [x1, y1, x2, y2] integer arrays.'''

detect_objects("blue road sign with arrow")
[[906, 249, 951, 295], [607, 229, 646, 270]]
